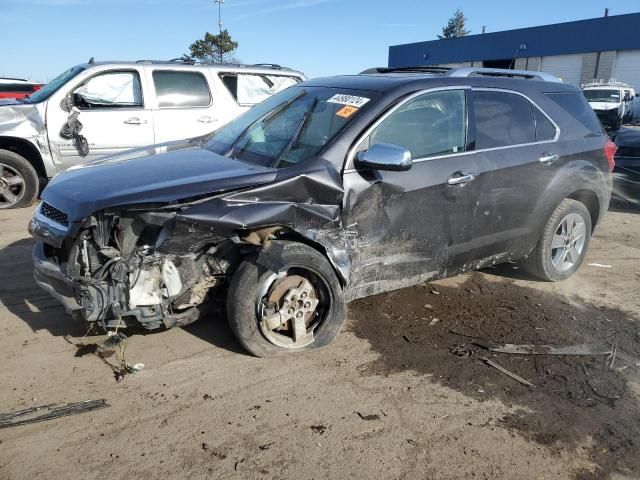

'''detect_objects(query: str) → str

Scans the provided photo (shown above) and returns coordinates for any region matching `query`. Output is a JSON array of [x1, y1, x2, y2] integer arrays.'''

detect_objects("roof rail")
[[360, 66, 451, 74], [136, 59, 197, 65], [447, 67, 562, 83], [583, 80, 633, 88]]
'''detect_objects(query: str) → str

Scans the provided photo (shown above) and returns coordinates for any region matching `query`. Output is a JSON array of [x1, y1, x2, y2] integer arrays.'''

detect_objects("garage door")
[[613, 50, 640, 90], [541, 54, 583, 85]]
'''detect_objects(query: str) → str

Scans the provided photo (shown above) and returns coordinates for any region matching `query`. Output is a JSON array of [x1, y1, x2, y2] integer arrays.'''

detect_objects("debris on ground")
[[482, 357, 534, 387], [587, 263, 612, 268], [355, 412, 380, 421], [310, 425, 326, 434], [68, 331, 144, 382], [350, 273, 640, 478], [473, 339, 614, 357], [0, 400, 109, 429]]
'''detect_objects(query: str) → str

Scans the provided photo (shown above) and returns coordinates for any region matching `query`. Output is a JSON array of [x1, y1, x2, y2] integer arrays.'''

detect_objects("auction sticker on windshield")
[[327, 94, 370, 108]]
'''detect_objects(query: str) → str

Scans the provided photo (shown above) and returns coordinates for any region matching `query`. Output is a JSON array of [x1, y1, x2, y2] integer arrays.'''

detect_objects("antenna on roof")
[[88, 57, 96, 64]]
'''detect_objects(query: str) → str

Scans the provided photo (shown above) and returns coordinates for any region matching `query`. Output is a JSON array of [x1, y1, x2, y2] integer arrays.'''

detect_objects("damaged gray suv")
[[30, 67, 614, 357]]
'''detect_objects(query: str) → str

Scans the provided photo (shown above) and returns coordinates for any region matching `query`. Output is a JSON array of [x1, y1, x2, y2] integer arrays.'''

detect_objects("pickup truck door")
[[150, 69, 221, 143], [47, 68, 154, 168]]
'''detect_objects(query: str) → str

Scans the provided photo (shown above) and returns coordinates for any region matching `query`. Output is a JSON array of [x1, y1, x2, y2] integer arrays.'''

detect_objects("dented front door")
[[341, 88, 482, 300]]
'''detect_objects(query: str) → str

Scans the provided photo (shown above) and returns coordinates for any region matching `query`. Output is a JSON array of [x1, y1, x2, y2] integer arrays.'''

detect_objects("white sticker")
[[327, 94, 370, 108]]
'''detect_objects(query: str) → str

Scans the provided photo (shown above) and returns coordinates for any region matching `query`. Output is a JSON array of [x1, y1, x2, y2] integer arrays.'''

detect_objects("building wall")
[[512, 50, 640, 87], [389, 13, 640, 68]]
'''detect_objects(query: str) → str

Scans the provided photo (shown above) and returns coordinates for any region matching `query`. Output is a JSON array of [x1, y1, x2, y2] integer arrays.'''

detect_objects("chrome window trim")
[[343, 86, 561, 174]]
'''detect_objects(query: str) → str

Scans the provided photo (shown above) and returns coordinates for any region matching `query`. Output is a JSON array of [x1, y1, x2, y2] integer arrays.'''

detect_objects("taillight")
[[32, 85, 42, 92], [605, 139, 617, 171]]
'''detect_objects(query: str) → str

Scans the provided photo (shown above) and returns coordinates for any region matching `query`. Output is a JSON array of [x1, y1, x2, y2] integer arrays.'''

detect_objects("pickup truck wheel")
[[525, 199, 592, 281], [0, 149, 39, 209], [226, 241, 346, 357]]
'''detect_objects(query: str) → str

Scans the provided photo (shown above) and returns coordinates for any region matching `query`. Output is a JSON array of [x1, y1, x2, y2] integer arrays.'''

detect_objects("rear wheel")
[[226, 241, 346, 357], [525, 198, 592, 281], [0, 149, 39, 209]]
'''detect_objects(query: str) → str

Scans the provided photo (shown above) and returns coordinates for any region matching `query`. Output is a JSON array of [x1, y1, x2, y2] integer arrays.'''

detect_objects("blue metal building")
[[388, 13, 640, 87]]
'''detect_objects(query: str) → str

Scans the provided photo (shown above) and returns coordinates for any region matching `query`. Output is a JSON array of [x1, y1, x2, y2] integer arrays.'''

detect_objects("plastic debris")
[[0, 400, 109, 429]]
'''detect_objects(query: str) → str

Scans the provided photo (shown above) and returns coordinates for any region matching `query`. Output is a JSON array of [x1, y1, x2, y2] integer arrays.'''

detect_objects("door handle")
[[124, 117, 147, 125], [539, 153, 559, 165], [197, 116, 216, 123], [447, 172, 476, 186]]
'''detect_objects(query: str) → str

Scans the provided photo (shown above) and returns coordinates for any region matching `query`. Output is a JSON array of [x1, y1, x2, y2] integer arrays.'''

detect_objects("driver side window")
[[73, 71, 143, 109], [363, 89, 467, 160]]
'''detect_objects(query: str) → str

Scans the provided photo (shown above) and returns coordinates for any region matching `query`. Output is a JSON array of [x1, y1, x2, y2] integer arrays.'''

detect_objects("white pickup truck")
[[0, 60, 305, 208], [582, 82, 637, 131]]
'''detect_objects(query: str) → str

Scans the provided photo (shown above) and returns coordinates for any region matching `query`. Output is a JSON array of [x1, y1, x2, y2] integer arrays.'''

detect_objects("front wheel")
[[0, 149, 39, 209], [226, 241, 346, 357], [525, 199, 592, 281]]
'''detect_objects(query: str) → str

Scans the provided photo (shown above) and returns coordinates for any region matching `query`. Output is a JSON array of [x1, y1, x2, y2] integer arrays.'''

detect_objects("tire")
[[226, 241, 346, 357], [0, 149, 39, 209], [525, 198, 592, 281]]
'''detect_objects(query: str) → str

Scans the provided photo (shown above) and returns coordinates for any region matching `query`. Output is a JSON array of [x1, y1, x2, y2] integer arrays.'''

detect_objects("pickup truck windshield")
[[583, 89, 620, 103], [23, 65, 85, 104], [206, 86, 378, 168]]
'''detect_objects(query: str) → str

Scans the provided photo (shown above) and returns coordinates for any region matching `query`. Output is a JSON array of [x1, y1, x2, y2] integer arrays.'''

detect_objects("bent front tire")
[[526, 198, 592, 281], [0, 149, 39, 209], [226, 241, 346, 357]]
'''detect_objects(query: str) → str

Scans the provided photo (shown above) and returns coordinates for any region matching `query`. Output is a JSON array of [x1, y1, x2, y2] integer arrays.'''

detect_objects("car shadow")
[[0, 237, 247, 355]]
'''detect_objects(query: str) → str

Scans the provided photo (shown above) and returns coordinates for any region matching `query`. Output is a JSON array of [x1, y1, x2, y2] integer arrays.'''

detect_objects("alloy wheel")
[[0, 163, 26, 208], [550, 212, 587, 273]]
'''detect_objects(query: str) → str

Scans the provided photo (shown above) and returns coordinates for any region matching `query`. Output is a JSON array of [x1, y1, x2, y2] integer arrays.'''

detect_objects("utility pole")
[[215, 0, 225, 35]]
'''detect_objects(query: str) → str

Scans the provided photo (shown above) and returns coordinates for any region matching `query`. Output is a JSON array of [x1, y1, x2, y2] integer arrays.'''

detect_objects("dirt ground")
[[0, 203, 639, 480]]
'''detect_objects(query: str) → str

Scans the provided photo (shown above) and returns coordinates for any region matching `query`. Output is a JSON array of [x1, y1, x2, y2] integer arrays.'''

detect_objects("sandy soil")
[[0, 203, 639, 480]]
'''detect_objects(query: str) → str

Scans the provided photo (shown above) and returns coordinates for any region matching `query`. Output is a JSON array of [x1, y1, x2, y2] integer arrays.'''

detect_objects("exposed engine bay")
[[50, 210, 238, 330]]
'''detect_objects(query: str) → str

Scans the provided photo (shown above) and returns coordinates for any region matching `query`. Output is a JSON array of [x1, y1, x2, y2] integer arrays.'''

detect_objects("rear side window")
[[546, 92, 604, 134], [473, 91, 535, 149], [153, 71, 211, 108], [220, 73, 300, 105], [533, 108, 557, 141]]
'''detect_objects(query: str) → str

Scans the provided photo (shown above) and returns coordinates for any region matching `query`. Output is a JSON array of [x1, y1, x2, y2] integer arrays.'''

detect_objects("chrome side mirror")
[[355, 142, 413, 172]]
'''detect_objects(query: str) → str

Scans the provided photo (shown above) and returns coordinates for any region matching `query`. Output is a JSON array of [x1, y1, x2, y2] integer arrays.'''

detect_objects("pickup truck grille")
[[40, 202, 69, 226]]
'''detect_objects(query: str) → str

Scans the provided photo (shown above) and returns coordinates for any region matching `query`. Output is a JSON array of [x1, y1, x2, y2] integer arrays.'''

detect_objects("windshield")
[[583, 89, 620, 103], [24, 65, 85, 103], [206, 86, 378, 168]]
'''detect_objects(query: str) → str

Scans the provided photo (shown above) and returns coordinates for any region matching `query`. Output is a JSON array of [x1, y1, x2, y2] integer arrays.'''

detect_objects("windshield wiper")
[[275, 97, 319, 166], [225, 91, 306, 157]]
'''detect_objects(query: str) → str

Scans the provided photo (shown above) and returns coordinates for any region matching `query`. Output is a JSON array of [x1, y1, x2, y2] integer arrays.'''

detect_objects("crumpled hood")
[[41, 141, 278, 222]]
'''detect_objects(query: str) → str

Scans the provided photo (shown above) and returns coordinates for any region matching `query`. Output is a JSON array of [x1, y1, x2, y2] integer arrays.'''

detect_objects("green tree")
[[438, 9, 471, 39], [185, 30, 238, 63]]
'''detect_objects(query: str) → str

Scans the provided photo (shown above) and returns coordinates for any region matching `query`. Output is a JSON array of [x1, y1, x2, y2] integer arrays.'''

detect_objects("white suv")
[[582, 82, 636, 131], [0, 60, 305, 208]]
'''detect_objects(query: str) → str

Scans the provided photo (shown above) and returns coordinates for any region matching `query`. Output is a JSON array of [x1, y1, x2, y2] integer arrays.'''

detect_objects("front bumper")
[[32, 242, 80, 314]]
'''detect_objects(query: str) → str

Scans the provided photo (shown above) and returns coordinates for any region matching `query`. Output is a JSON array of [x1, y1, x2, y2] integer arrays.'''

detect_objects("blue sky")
[[2, 0, 638, 82]]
